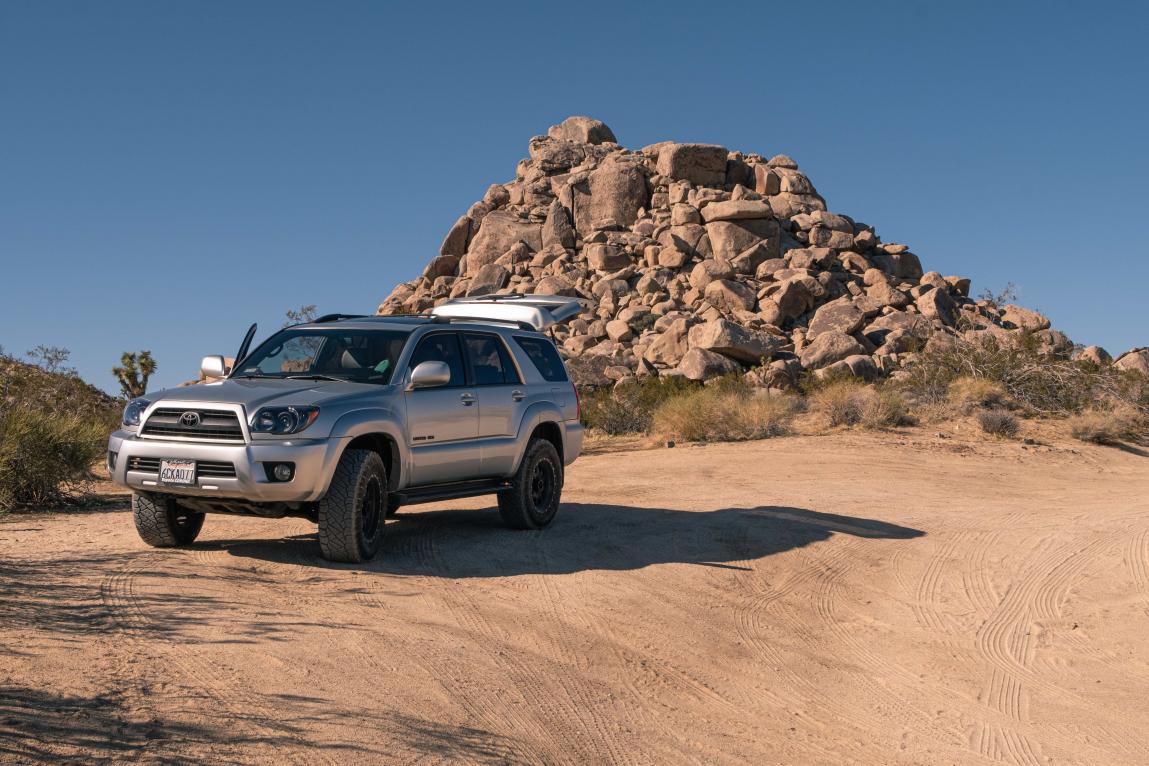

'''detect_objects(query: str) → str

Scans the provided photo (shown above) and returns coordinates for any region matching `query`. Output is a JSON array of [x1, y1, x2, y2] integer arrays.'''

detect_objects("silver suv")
[[107, 295, 585, 562]]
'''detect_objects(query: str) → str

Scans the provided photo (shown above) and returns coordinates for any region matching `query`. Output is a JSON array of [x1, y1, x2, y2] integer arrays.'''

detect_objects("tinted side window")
[[464, 333, 520, 386], [409, 333, 466, 387], [514, 336, 568, 382]]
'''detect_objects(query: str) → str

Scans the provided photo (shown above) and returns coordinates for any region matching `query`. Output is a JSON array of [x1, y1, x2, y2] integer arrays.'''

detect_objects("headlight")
[[122, 398, 151, 426], [249, 406, 320, 435]]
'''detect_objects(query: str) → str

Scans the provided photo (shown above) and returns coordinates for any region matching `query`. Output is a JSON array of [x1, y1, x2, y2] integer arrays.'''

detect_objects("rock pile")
[[377, 117, 1108, 388]]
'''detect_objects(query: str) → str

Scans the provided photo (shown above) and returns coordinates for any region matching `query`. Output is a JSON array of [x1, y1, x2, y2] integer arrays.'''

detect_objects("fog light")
[[272, 463, 294, 482], [107, 451, 118, 473]]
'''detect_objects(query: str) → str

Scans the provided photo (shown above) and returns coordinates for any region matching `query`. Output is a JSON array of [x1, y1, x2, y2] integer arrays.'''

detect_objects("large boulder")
[[675, 348, 743, 381], [915, 287, 957, 326], [688, 319, 782, 364], [439, 215, 471, 257], [808, 300, 865, 337], [547, 116, 617, 145], [541, 200, 575, 249], [704, 279, 757, 313], [706, 219, 780, 262], [570, 155, 648, 232], [465, 211, 542, 273], [1114, 348, 1149, 375], [467, 263, 510, 296], [1000, 304, 1051, 331], [656, 143, 729, 186], [700, 200, 774, 223], [799, 332, 866, 370]]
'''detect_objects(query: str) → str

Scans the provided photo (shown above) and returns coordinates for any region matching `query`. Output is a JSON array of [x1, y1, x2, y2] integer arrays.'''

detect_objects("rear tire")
[[498, 437, 563, 530], [132, 492, 204, 547], [318, 449, 388, 563]]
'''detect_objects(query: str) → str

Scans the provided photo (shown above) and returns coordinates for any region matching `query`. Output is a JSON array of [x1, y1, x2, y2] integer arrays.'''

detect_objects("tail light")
[[573, 385, 581, 420]]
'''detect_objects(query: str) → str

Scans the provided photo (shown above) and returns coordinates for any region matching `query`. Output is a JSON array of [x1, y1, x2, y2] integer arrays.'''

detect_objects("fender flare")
[[509, 402, 566, 473], [318, 408, 409, 494]]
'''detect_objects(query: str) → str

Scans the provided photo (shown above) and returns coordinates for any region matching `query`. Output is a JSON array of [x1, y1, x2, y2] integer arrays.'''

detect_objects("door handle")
[[460, 393, 476, 406], [511, 390, 525, 402]]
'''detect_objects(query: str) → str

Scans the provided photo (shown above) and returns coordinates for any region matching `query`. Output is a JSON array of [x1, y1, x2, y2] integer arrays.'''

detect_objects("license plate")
[[158, 459, 197, 486]]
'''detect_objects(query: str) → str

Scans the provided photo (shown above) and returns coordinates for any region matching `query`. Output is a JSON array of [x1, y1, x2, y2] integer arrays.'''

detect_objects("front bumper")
[[107, 430, 348, 503]]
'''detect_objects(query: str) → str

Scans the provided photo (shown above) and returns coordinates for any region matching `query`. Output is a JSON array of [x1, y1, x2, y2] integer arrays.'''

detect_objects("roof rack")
[[313, 313, 369, 323], [430, 294, 587, 330], [428, 314, 537, 331]]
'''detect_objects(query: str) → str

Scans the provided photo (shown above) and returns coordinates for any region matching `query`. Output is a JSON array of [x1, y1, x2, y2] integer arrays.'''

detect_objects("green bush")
[[901, 331, 1139, 415], [579, 376, 699, 435], [0, 356, 119, 512]]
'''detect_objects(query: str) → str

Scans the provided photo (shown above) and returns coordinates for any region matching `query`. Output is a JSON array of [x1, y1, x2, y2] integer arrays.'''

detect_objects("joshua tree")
[[113, 351, 157, 398]]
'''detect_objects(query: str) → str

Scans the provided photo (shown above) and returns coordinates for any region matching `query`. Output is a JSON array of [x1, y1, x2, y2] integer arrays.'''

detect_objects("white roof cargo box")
[[430, 294, 587, 331]]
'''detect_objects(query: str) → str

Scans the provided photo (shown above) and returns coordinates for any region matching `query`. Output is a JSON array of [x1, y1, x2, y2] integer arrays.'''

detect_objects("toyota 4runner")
[[107, 295, 585, 562]]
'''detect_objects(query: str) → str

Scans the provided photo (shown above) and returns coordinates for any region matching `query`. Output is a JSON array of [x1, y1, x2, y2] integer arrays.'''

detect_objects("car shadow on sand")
[[212, 503, 924, 578]]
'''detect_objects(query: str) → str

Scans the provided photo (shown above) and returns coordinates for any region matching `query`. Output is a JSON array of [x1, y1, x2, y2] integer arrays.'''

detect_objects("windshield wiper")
[[232, 373, 280, 379], [286, 374, 344, 382]]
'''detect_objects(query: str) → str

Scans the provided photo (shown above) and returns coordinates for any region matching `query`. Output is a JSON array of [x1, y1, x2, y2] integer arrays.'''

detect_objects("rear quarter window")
[[514, 336, 569, 382]]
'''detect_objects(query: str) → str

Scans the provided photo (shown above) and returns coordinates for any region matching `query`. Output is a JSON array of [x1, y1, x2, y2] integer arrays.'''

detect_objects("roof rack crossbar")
[[313, 313, 369, 323], [427, 314, 537, 331]]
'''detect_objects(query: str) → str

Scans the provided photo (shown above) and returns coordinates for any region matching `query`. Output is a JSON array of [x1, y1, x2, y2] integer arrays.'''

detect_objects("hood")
[[150, 378, 393, 412]]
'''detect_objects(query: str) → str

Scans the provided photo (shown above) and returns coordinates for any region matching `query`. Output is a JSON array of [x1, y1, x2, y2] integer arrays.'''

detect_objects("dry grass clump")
[[947, 376, 1008, 412], [652, 387, 797, 442], [1067, 408, 1139, 444], [579, 376, 697, 435], [977, 409, 1019, 438], [809, 381, 915, 429]]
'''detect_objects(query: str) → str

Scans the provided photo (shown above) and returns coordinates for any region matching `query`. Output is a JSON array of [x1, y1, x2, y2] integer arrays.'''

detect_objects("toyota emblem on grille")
[[179, 411, 202, 428]]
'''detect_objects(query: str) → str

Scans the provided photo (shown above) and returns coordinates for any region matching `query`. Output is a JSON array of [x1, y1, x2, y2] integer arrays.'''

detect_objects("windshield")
[[234, 328, 411, 385]]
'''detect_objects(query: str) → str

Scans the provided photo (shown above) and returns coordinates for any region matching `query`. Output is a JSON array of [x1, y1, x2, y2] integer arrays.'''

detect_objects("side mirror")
[[408, 361, 451, 390], [201, 355, 228, 380]]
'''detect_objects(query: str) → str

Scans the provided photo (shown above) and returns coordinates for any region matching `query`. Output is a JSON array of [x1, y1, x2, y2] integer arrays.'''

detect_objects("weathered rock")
[[799, 332, 866, 370], [688, 319, 781, 364], [644, 318, 693, 366], [465, 211, 542, 273], [422, 254, 460, 280], [542, 200, 575, 249], [534, 275, 578, 296], [706, 219, 780, 262], [656, 143, 729, 186], [773, 276, 822, 318], [586, 244, 631, 272], [1000, 304, 1051, 331], [675, 348, 742, 381], [571, 155, 648, 233], [605, 319, 634, 342], [467, 263, 510, 296], [439, 216, 471, 256], [1076, 345, 1112, 366], [1114, 348, 1149, 375], [547, 116, 617, 145], [689, 258, 735, 290], [915, 287, 958, 326], [700, 199, 774, 223], [704, 279, 757, 313], [808, 300, 865, 337]]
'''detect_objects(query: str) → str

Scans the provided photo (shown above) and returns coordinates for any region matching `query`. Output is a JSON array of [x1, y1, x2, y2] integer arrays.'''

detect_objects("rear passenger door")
[[403, 331, 480, 485], [462, 332, 526, 477]]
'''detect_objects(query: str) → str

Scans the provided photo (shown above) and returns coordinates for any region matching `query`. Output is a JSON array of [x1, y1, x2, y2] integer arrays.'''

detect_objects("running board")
[[393, 479, 512, 506]]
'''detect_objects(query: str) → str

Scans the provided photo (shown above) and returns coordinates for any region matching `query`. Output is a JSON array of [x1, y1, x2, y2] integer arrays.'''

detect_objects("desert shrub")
[[977, 409, 1019, 438], [947, 376, 1008, 412], [579, 376, 699, 435], [0, 407, 110, 510], [861, 388, 917, 428], [810, 381, 915, 429], [1067, 409, 1139, 444], [0, 355, 119, 512], [810, 380, 868, 426], [902, 332, 1118, 415], [652, 387, 796, 442]]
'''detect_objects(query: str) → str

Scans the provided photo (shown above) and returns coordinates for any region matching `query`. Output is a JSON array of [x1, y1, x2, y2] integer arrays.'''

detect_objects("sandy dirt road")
[[2, 430, 1148, 765]]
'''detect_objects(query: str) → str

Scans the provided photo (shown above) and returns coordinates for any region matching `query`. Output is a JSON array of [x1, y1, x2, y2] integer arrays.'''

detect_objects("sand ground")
[[2, 429, 1148, 765]]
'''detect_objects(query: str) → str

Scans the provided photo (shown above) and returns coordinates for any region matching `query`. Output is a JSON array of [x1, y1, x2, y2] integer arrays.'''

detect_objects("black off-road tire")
[[318, 449, 388, 563], [498, 437, 563, 530], [132, 492, 205, 547]]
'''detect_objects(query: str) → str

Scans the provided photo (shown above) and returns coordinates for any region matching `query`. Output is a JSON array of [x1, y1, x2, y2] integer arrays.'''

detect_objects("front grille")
[[126, 456, 237, 480], [141, 408, 244, 442]]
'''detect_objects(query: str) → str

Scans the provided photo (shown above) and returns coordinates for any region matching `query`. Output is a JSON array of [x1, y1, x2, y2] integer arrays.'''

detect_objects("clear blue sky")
[[2, 1, 1146, 394]]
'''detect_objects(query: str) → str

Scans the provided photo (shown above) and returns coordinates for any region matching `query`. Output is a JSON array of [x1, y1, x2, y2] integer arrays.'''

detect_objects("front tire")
[[498, 438, 563, 530], [132, 492, 205, 547], [318, 449, 388, 563]]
